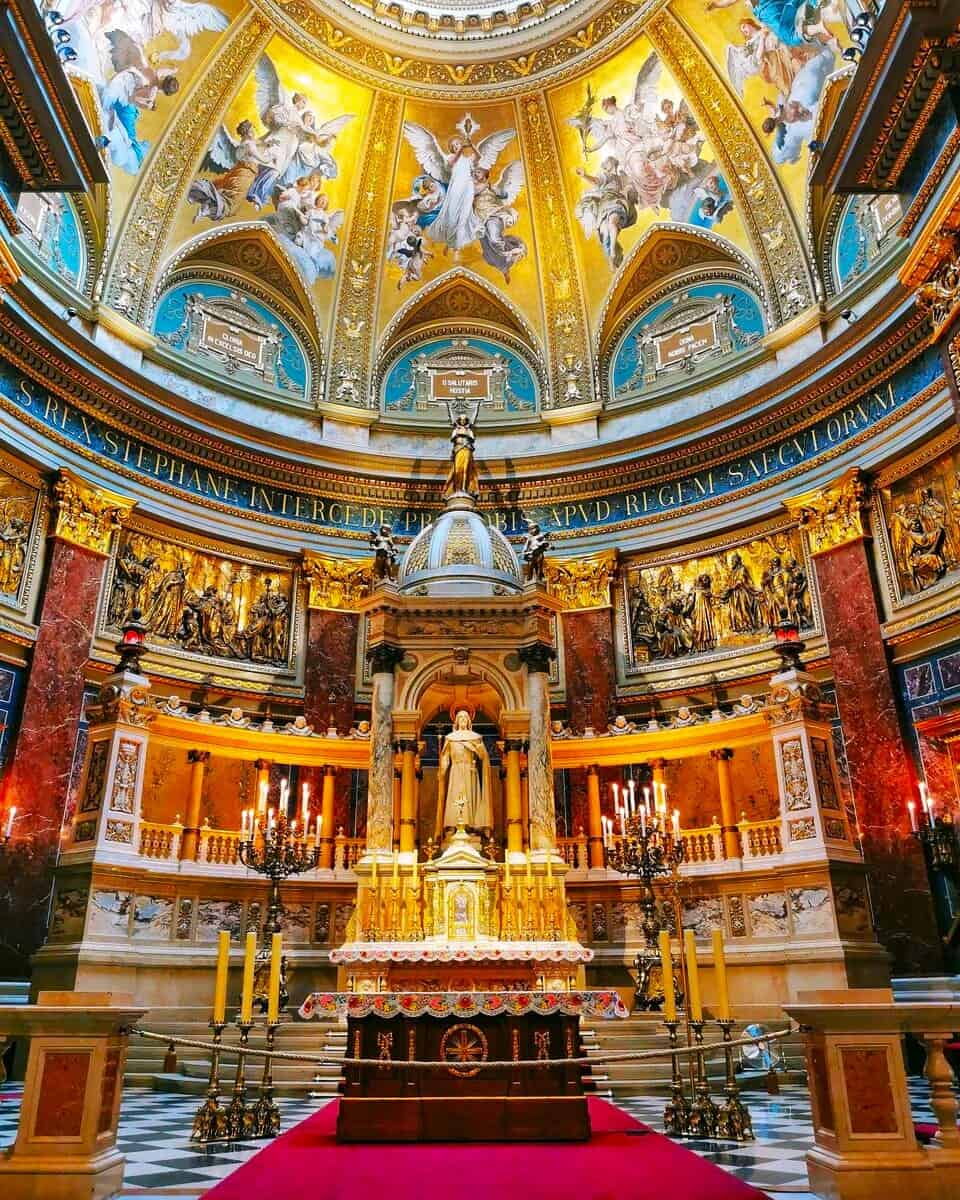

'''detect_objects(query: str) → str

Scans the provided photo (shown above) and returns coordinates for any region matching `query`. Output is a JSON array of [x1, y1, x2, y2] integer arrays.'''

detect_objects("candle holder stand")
[[190, 1021, 228, 1142], [662, 1019, 691, 1136], [252, 1021, 282, 1138], [716, 1019, 754, 1141], [685, 1020, 719, 1138], [225, 1020, 255, 1140]]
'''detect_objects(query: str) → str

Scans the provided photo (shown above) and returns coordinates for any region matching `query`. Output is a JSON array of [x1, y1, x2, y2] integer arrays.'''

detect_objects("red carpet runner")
[[204, 1097, 768, 1200]]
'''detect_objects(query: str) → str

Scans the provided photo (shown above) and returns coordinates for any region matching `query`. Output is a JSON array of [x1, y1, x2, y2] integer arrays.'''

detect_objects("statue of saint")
[[443, 401, 481, 500], [437, 709, 493, 835]]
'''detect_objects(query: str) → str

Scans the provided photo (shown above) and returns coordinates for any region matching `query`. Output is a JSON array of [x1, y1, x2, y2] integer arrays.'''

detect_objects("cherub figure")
[[369, 523, 399, 581], [522, 522, 550, 582]]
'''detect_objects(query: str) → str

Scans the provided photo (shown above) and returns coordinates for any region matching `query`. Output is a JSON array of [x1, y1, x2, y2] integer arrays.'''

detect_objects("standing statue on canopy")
[[437, 710, 493, 836], [443, 400, 481, 500]]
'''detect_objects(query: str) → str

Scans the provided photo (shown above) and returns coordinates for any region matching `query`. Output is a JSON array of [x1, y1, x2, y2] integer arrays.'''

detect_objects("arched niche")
[[596, 225, 765, 404], [820, 192, 905, 299], [152, 223, 324, 406], [376, 268, 546, 422], [13, 191, 89, 294]]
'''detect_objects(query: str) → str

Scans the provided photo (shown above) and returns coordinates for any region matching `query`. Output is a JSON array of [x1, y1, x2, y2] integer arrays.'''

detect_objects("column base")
[[807, 1148, 960, 1200], [0, 1148, 125, 1200]]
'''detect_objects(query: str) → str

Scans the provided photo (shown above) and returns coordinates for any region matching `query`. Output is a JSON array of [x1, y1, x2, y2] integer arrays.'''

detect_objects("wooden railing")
[[738, 817, 782, 860], [139, 820, 180, 860]]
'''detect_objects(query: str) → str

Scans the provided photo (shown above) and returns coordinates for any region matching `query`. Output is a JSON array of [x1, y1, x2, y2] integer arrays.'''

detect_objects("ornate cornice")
[[302, 551, 374, 611], [52, 467, 134, 557], [0, 238, 20, 295], [648, 9, 814, 324], [783, 468, 871, 557], [544, 550, 617, 610]]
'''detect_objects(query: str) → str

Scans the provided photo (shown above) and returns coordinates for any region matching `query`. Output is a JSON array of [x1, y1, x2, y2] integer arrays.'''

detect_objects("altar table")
[[298, 992, 627, 1143]]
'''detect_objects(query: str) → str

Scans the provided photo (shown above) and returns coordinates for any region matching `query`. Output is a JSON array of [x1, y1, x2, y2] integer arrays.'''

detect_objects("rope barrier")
[[131, 1024, 792, 1072]]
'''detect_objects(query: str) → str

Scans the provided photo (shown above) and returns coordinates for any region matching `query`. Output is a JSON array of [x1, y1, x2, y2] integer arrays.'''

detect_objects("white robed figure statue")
[[437, 710, 493, 835]]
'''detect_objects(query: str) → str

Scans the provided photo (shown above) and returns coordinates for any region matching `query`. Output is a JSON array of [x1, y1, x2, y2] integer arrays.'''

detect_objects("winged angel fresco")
[[52, 0, 228, 174], [387, 113, 526, 288], [187, 57, 354, 285]]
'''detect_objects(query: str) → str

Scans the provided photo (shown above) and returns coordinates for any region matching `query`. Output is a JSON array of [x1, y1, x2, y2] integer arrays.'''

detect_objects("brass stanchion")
[[716, 1020, 754, 1141], [190, 1021, 228, 1142], [252, 1022, 282, 1138], [662, 1019, 691, 1136], [226, 1021, 255, 1139]]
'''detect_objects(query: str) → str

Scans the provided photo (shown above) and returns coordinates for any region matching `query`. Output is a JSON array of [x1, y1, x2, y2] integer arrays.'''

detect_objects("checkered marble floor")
[[0, 1076, 954, 1198]]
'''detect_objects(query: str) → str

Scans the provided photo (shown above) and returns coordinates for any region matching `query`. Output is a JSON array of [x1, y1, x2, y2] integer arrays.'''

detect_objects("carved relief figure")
[[885, 454, 960, 596], [369, 524, 399, 581], [0, 490, 34, 597], [437, 711, 493, 835], [107, 532, 292, 664], [522, 523, 550, 582]]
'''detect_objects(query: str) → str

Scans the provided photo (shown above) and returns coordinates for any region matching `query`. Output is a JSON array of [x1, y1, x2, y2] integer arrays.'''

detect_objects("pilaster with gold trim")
[[648, 8, 816, 324], [549, 551, 618, 735], [101, 12, 272, 322], [301, 552, 367, 733], [518, 94, 594, 410]]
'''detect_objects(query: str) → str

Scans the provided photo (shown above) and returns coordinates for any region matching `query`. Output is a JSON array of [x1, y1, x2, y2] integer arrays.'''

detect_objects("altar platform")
[[298, 991, 628, 1143]]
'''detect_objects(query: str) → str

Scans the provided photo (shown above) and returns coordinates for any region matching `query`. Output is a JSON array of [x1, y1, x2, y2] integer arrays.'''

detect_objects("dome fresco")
[[38, 0, 866, 444]]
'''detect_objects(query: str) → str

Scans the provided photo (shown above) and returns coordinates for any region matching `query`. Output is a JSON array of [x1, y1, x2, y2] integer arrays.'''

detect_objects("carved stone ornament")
[[783, 469, 871, 556], [87, 681, 155, 729], [302, 552, 374, 611], [915, 234, 960, 337], [52, 469, 134, 557], [763, 679, 824, 727], [544, 551, 618, 610]]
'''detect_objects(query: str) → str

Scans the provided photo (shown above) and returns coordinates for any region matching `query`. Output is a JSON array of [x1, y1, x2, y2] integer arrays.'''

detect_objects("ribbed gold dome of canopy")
[[400, 498, 521, 595]]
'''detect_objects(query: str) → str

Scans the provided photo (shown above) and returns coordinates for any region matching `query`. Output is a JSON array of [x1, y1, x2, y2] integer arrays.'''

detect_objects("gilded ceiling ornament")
[[52, 469, 134, 557], [103, 14, 272, 323], [783, 468, 871, 557], [914, 235, 960, 338], [302, 551, 374, 611], [544, 550, 617, 609], [517, 94, 593, 408], [646, 9, 815, 324], [325, 92, 403, 409], [0, 239, 20, 295]]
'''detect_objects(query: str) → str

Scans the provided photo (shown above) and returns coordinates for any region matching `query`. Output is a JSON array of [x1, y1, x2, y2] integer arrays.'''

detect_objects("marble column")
[[320, 766, 336, 869], [366, 644, 403, 855], [520, 753, 530, 850], [520, 643, 557, 853], [391, 753, 402, 850], [586, 765, 604, 869], [398, 739, 418, 854], [0, 469, 133, 971], [180, 750, 210, 861], [711, 748, 741, 860], [785, 469, 940, 973], [503, 740, 524, 858], [561, 608, 617, 733]]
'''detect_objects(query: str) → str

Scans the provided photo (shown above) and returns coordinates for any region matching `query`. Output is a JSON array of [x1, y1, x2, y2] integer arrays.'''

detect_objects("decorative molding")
[[544, 550, 618, 610], [51, 468, 134, 557], [519, 94, 592, 409], [101, 13, 272, 323], [648, 8, 815, 325], [0, 238, 20, 295], [783, 468, 871, 557], [302, 552, 374, 611], [325, 91, 403, 409]]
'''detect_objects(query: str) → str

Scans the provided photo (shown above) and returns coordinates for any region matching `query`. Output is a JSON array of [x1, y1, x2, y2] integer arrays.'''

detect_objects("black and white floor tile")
[[0, 1075, 954, 1198]]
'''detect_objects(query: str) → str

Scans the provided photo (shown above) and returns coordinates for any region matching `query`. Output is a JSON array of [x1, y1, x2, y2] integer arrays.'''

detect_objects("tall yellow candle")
[[267, 933, 282, 1023], [546, 853, 553, 880], [412, 855, 419, 890], [392, 851, 399, 885], [684, 929, 702, 1021], [658, 930, 676, 1022], [504, 854, 511, 883], [239, 931, 256, 1023], [212, 930, 230, 1023], [712, 929, 730, 1020], [526, 851, 532, 884]]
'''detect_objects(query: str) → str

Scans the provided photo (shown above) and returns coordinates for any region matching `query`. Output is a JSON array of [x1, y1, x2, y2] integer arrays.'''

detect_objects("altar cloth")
[[298, 990, 629, 1020], [328, 940, 593, 964], [203, 1097, 769, 1200]]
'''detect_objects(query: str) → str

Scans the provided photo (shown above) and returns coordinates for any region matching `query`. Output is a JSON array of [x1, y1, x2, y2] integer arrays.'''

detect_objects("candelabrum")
[[716, 1020, 754, 1141], [685, 1020, 719, 1138], [605, 803, 685, 941], [662, 1019, 691, 1136], [225, 1021, 256, 1140], [252, 1022, 281, 1138], [191, 1021, 228, 1142]]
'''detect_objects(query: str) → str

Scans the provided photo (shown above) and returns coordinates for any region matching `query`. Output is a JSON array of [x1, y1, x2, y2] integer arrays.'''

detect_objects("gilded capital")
[[544, 550, 618, 610], [783, 468, 871, 556], [52, 469, 134, 557], [302, 551, 373, 612]]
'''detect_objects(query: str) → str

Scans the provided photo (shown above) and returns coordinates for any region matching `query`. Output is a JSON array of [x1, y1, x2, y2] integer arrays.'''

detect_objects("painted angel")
[[96, 30, 180, 173], [143, 0, 230, 63], [400, 114, 518, 253], [187, 119, 277, 222]]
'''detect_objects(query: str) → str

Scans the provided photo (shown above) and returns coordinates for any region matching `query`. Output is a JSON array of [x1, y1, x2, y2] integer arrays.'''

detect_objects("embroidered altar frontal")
[[335, 997, 598, 1142]]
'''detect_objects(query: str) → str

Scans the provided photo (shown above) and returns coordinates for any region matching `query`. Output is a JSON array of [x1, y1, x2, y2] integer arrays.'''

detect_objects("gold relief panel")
[[621, 527, 813, 667], [110, 740, 141, 815], [302, 552, 373, 612], [784, 469, 870, 557], [0, 455, 43, 610], [52, 469, 134, 558], [103, 526, 296, 669], [879, 442, 960, 599], [544, 551, 617, 610]]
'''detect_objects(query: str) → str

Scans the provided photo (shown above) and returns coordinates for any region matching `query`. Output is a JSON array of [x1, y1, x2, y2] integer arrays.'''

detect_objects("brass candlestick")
[[662, 1019, 691, 1136], [685, 1020, 718, 1138], [716, 1019, 754, 1141], [252, 1022, 281, 1138], [191, 1020, 228, 1142], [225, 1020, 255, 1140]]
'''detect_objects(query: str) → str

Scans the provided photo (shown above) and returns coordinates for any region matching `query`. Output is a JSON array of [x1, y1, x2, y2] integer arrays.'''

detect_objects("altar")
[[299, 992, 627, 1142]]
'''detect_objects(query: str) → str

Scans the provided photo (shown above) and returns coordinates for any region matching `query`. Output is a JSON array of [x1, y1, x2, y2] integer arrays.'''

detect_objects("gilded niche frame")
[[613, 517, 824, 695], [0, 449, 46, 627], [94, 516, 306, 693]]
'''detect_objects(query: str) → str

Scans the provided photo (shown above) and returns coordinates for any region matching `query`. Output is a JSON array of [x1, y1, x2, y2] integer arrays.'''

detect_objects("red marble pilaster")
[[813, 539, 940, 973], [915, 718, 960, 820], [304, 608, 359, 731], [561, 608, 616, 734], [0, 538, 106, 971]]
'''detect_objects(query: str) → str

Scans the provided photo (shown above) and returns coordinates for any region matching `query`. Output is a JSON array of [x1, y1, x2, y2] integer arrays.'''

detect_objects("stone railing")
[[335, 835, 365, 871], [680, 822, 723, 865], [139, 820, 181, 860], [198, 824, 242, 866], [557, 832, 589, 870], [738, 817, 782, 860]]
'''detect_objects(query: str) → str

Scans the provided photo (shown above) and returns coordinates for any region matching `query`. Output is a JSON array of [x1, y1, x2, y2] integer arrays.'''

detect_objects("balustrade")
[[556, 831, 589, 869], [199, 825, 242, 866], [680, 822, 723, 865], [139, 820, 181, 860], [738, 817, 782, 860]]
